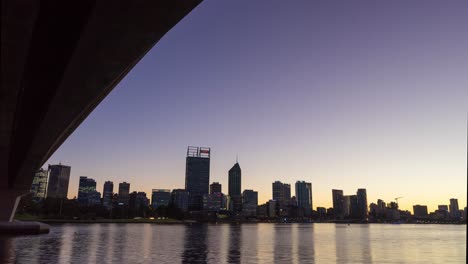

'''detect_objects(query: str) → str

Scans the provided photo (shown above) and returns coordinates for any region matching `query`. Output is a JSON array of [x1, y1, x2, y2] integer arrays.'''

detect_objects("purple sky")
[[46, 0, 468, 212]]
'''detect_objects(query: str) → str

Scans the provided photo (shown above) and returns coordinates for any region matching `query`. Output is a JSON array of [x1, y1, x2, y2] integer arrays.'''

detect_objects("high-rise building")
[[449, 198, 460, 219], [283, 184, 291, 205], [242, 189, 258, 216], [332, 189, 344, 219], [210, 182, 222, 194], [229, 162, 242, 212], [438, 205, 448, 211], [102, 181, 114, 209], [30, 168, 48, 199], [349, 195, 359, 218], [87, 190, 102, 206], [267, 200, 278, 218], [272, 181, 284, 202], [77, 176, 97, 205], [272, 181, 291, 212], [357, 188, 368, 219], [203, 192, 223, 212], [377, 199, 386, 212], [46, 163, 71, 198], [295, 181, 312, 216], [171, 189, 189, 212], [185, 146, 210, 211], [129, 191, 149, 217], [118, 182, 130, 205], [413, 205, 428, 217], [151, 189, 171, 208], [343, 195, 351, 217]]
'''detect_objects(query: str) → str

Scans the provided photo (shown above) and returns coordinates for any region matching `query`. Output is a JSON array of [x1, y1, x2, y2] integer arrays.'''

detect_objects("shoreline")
[[15, 218, 467, 225]]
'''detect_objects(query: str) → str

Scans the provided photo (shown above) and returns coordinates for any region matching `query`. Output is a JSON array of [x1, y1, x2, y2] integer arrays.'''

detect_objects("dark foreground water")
[[0, 223, 465, 263]]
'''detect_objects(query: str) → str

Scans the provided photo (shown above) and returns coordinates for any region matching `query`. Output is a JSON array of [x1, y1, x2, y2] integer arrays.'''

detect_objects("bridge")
[[1, 0, 202, 232]]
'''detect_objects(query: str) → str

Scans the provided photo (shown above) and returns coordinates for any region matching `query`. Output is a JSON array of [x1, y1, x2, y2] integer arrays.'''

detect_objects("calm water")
[[0, 223, 465, 263]]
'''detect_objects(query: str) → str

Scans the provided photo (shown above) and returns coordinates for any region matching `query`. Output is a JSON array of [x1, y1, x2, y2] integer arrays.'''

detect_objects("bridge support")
[[0, 190, 23, 222], [0, 190, 49, 235]]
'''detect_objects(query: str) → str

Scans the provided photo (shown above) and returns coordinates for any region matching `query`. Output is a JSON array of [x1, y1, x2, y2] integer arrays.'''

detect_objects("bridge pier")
[[0, 190, 23, 222], [0, 190, 49, 235]]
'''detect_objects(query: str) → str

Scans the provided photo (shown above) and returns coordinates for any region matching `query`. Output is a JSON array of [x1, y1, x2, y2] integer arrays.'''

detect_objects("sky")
[[45, 0, 468, 212]]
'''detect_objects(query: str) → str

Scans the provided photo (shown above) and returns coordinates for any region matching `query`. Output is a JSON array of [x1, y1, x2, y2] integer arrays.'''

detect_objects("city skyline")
[[44, 0, 467, 212], [36, 159, 465, 214]]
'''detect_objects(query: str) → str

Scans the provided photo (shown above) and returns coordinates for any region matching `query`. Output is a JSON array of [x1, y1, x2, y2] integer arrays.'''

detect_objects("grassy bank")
[[14, 214, 192, 224]]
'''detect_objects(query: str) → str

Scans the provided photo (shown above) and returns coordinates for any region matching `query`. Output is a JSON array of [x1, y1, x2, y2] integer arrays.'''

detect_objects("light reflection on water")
[[0, 223, 465, 263]]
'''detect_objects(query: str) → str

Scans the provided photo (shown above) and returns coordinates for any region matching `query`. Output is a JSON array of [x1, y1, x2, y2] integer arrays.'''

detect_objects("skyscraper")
[[210, 182, 222, 194], [283, 184, 291, 205], [449, 198, 460, 219], [350, 195, 359, 218], [332, 189, 344, 219], [242, 189, 258, 216], [229, 162, 242, 212], [172, 189, 189, 212], [46, 163, 71, 198], [272, 181, 284, 202], [357, 188, 368, 220], [295, 181, 312, 216], [118, 182, 130, 205], [272, 181, 291, 208], [185, 146, 210, 211], [413, 205, 428, 217], [129, 192, 149, 218], [30, 168, 48, 199], [102, 181, 114, 209], [151, 189, 171, 208], [77, 176, 97, 205], [343, 195, 351, 217]]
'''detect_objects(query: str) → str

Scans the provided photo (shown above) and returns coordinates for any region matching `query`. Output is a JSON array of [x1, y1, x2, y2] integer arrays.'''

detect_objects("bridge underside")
[[0, 0, 202, 222]]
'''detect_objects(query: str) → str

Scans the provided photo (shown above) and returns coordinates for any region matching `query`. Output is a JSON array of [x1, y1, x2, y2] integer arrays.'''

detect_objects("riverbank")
[[14, 216, 466, 225]]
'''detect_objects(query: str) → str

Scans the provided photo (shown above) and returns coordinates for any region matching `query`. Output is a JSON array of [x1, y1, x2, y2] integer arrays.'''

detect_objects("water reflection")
[[227, 224, 241, 263], [241, 224, 259, 263], [0, 223, 465, 263], [274, 224, 293, 263], [334, 224, 373, 263], [297, 224, 315, 263], [0, 238, 15, 263], [182, 224, 207, 263]]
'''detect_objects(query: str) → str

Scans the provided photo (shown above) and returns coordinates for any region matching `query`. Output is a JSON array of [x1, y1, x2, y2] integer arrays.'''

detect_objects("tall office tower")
[[357, 188, 368, 219], [343, 195, 351, 217], [229, 162, 242, 212], [272, 181, 291, 208], [102, 181, 114, 209], [151, 189, 171, 208], [272, 181, 284, 202], [118, 182, 130, 205], [46, 163, 71, 198], [185, 146, 210, 211], [77, 176, 97, 205], [171, 189, 189, 212], [242, 189, 258, 216], [283, 184, 291, 205], [332, 189, 344, 219], [449, 198, 460, 218], [438, 205, 448, 211], [295, 181, 312, 216], [30, 168, 48, 199], [413, 205, 428, 217], [210, 182, 222, 194], [203, 193, 223, 212], [350, 195, 359, 218], [377, 199, 386, 211], [129, 191, 149, 217]]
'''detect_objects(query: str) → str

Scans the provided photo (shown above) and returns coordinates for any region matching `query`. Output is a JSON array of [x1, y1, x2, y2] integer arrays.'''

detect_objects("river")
[[0, 223, 465, 263]]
